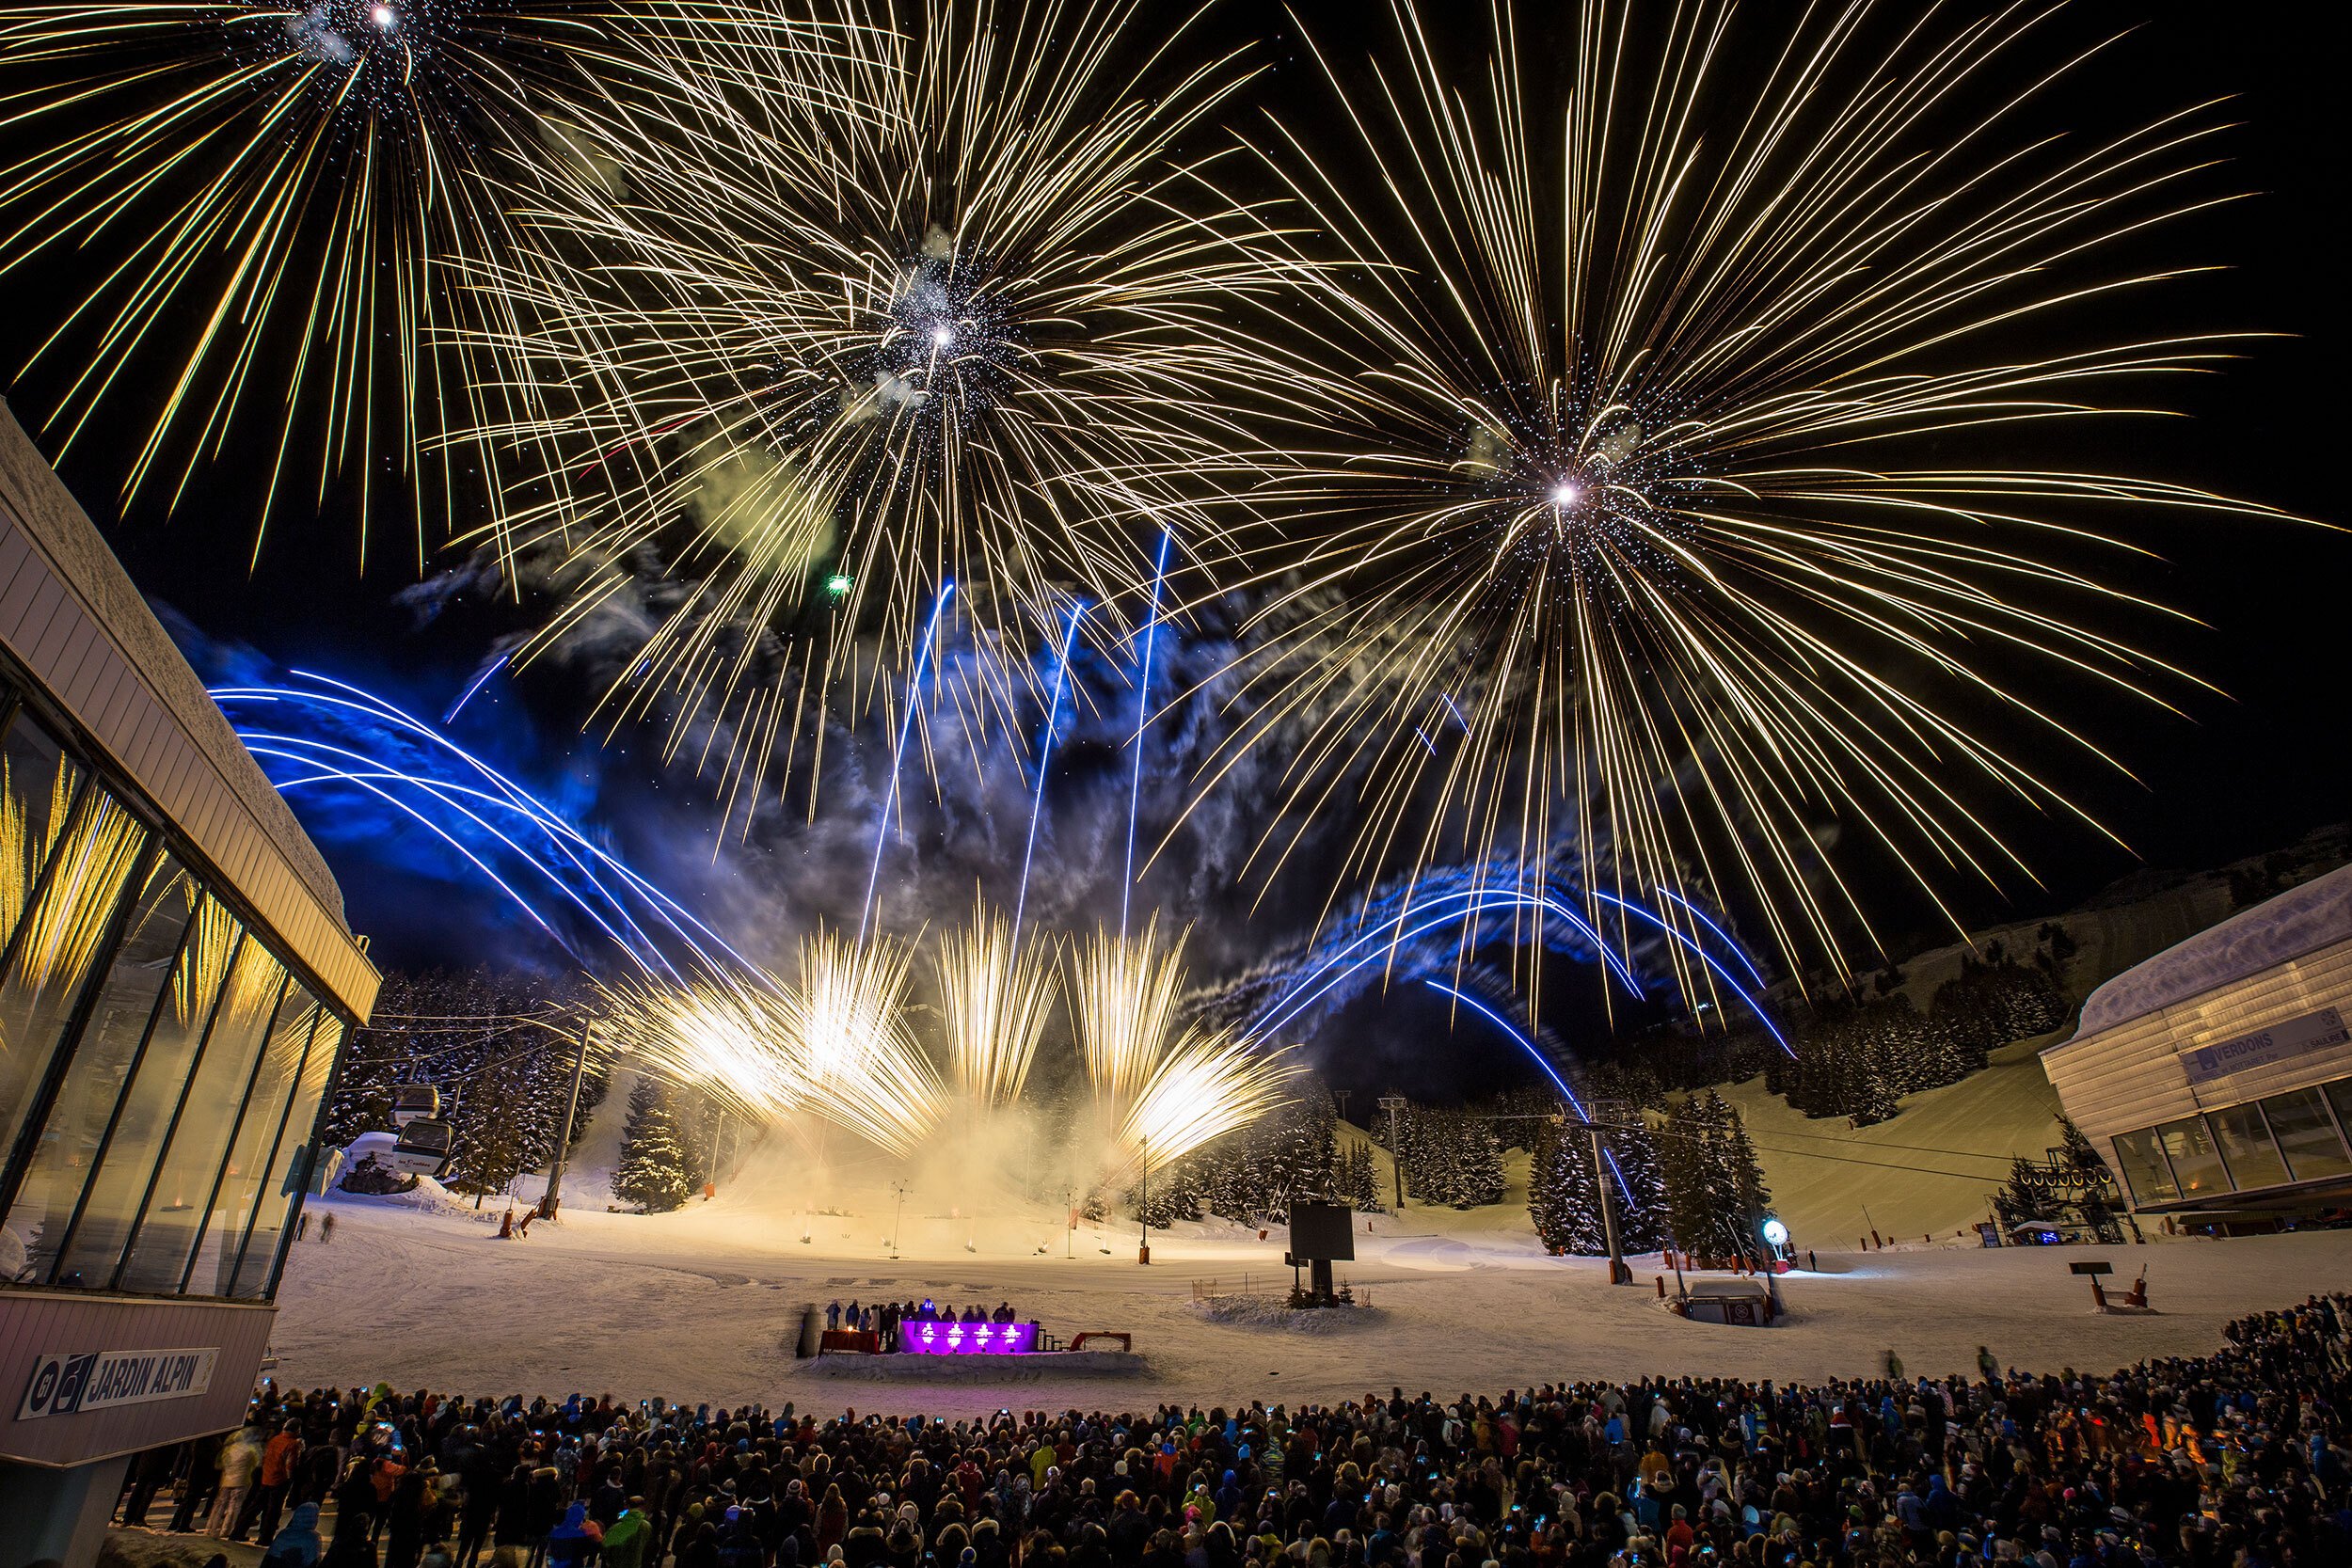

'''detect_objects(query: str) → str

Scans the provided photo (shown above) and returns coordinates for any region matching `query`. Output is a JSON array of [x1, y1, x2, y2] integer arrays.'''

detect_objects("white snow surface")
[[269, 1162, 2352, 1420], [2071, 863, 2352, 1038]]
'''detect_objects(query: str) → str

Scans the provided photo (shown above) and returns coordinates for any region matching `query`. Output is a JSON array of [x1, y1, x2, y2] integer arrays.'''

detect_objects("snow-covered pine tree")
[[612, 1076, 693, 1212], [1718, 1094, 1772, 1246], [1661, 1091, 1771, 1258], [1334, 1142, 1385, 1212], [1454, 1114, 1506, 1206], [1607, 1118, 1670, 1253], [1126, 1162, 1201, 1228], [1529, 1117, 1605, 1254], [1932, 949, 2066, 1059], [1530, 1115, 1668, 1254], [1401, 1105, 1505, 1207]]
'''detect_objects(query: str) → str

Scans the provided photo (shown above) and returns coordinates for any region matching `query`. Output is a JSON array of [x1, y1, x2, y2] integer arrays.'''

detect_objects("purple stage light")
[[899, 1321, 1038, 1355]]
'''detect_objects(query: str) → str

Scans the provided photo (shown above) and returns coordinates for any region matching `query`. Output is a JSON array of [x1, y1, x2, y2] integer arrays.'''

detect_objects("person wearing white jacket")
[[211, 1422, 267, 1538]]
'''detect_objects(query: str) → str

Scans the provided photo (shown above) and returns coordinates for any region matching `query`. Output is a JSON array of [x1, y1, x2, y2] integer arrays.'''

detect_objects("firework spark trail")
[[0, 1, 763, 558], [442, 652, 509, 726], [598, 974, 801, 1119], [1185, 0, 2301, 992], [787, 927, 946, 1157], [1011, 598, 1087, 943], [1070, 914, 1193, 1115], [1067, 912, 1301, 1172], [455, 0, 1304, 816], [1120, 527, 1172, 942], [932, 899, 1058, 1107], [859, 582, 954, 943], [216, 672, 755, 981], [1422, 978, 1634, 1209], [1240, 870, 1787, 1054], [1111, 1022, 1295, 1176], [604, 929, 947, 1158]]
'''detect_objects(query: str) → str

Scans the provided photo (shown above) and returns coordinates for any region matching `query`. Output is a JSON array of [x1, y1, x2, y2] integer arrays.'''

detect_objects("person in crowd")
[[239, 1418, 307, 1542], [323, 1455, 384, 1566], [603, 1498, 656, 1568], [211, 1418, 267, 1537], [169, 1430, 223, 1533], [119, 1440, 179, 1527], [261, 1501, 326, 1568]]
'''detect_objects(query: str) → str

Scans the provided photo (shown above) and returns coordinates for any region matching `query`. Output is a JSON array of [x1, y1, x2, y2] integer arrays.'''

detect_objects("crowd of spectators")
[[119, 1291, 2349, 1568]]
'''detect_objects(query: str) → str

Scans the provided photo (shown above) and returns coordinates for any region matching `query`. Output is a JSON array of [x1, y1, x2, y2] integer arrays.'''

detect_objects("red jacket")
[[262, 1433, 302, 1488]]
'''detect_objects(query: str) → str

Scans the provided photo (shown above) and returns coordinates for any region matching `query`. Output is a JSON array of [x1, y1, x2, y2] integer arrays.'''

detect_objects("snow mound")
[[324, 1171, 492, 1222], [2071, 863, 2352, 1038], [1188, 1295, 1386, 1333], [798, 1350, 1146, 1382], [102, 1528, 259, 1568]]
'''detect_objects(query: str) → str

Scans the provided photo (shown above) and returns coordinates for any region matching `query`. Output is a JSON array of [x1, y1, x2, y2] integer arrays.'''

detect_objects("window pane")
[[118, 933, 288, 1294], [53, 894, 242, 1286], [4, 857, 196, 1284], [2208, 1101, 2287, 1192], [186, 987, 318, 1298], [2327, 1080, 2352, 1147], [2110, 1129, 2178, 1204], [232, 1014, 342, 1299], [0, 714, 75, 954], [2262, 1088, 2352, 1183], [0, 777, 151, 1273], [2157, 1117, 2230, 1200]]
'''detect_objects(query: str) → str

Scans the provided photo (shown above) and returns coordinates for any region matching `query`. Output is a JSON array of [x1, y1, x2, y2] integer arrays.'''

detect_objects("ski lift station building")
[[2043, 863, 2352, 1224], [0, 403, 380, 1562]]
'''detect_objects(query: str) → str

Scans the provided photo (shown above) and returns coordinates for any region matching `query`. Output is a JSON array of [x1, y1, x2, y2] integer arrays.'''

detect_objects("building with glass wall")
[[0, 401, 379, 1565], [2043, 863, 2352, 1224]]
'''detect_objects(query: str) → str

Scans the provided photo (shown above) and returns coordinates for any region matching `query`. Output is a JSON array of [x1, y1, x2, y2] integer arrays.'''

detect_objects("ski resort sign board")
[[2180, 1008, 2348, 1086], [17, 1346, 217, 1421]]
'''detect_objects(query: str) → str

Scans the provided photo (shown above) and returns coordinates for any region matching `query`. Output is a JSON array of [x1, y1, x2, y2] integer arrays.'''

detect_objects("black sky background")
[[1, 2, 2342, 1098]]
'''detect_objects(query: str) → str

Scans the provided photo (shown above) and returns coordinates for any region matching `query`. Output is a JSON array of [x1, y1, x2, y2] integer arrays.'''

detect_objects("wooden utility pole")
[[540, 1020, 592, 1218]]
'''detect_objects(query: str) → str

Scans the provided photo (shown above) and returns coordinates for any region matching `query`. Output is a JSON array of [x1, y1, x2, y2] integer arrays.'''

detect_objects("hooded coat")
[[263, 1502, 325, 1568]]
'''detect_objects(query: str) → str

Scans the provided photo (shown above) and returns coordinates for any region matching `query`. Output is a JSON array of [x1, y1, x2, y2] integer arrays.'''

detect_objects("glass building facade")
[[0, 687, 350, 1299], [2106, 1075, 2352, 1209]]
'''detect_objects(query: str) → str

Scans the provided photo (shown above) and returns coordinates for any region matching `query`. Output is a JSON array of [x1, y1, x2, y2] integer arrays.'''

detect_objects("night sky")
[[1, 2, 2342, 1100]]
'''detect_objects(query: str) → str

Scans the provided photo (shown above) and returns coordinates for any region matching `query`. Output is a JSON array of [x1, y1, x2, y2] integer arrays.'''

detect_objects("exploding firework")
[[932, 900, 1059, 1109], [1200, 0, 2296, 983], [787, 927, 946, 1157], [1071, 916, 1296, 1170], [463, 0, 1295, 802], [1069, 915, 1192, 1113], [597, 976, 800, 1119], [1109, 1023, 1294, 1178], [602, 929, 946, 1158], [0, 2, 756, 557]]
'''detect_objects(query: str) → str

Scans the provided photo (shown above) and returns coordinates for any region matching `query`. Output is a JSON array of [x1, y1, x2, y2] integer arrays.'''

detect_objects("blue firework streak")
[[215, 670, 755, 983], [1213, 858, 1786, 1056]]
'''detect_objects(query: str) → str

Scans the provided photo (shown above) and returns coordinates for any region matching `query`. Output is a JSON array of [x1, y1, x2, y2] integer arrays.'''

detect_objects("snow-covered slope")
[[267, 1152, 2352, 1418], [1714, 1036, 2067, 1248]]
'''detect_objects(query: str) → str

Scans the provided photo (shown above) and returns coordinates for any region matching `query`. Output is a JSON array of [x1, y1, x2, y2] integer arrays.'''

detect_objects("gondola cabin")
[[387, 1118, 456, 1178], [389, 1085, 441, 1128]]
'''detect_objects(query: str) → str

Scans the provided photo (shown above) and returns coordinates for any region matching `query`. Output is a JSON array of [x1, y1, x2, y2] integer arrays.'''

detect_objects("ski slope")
[[268, 1155, 2352, 1419], [1715, 1036, 2071, 1247]]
